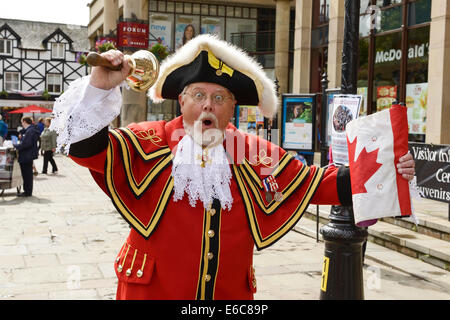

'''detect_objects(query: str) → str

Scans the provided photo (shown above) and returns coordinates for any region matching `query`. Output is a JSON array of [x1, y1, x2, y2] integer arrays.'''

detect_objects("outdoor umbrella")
[[8, 105, 53, 114]]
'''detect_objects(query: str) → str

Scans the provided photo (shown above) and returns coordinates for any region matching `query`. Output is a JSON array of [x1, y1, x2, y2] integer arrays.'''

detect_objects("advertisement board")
[[117, 22, 149, 49], [281, 94, 316, 152]]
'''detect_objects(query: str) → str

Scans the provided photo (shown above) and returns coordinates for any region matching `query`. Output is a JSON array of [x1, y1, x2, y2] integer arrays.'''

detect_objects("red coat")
[[70, 116, 345, 300]]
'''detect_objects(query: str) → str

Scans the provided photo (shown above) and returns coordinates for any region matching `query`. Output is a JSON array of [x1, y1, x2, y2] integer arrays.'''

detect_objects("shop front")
[[358, 0, 431, 142]]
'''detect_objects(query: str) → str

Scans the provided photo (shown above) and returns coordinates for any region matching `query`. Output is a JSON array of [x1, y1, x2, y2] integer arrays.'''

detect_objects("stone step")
[[302, 205, 450, 271]]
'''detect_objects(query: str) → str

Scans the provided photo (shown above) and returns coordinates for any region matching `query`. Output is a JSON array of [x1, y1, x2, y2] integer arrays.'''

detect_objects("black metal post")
[[320, 72, 329, 167], [319, 0, 368, 300]]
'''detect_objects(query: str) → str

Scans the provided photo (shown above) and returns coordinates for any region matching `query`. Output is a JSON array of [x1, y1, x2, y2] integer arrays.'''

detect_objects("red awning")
[[8, 105, 53, 113]]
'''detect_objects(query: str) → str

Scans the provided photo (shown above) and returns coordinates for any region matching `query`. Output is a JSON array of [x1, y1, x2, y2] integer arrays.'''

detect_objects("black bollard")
[[319, 206, 368, 299], [319, 0, 368, 300]]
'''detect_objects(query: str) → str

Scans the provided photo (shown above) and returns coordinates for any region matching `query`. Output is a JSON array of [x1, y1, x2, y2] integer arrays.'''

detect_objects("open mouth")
[[202, 118, 216, 129]]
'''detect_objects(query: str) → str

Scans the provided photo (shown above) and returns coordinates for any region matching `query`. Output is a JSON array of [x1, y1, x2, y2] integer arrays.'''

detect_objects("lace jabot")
[[171, 134, 233, 211], [49, 75, 122, 154]]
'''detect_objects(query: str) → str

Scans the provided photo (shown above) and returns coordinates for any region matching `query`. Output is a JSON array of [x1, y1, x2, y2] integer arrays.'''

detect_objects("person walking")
[[0, 114, 8, 145], [13, 116, 40, 197], [40, 117, 58, 174]]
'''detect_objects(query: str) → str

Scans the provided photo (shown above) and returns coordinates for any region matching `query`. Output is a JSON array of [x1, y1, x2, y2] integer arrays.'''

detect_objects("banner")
[[117, 22, 149, 49], [409, 142, 450, 204], [330, 94, 362, 165]]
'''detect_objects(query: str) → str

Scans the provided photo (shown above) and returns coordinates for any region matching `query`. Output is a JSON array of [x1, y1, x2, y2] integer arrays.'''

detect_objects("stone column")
[[426, 1, 450, 144], [292, 0, 312, 94], [274, 0, 291, 136], [327, 0, 345, 89], [121, 0, 148, 127], [103, 0, 118, 36]]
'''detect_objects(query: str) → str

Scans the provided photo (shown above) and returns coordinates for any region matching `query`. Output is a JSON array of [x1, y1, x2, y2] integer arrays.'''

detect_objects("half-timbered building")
[[0, 19, 89, 131]]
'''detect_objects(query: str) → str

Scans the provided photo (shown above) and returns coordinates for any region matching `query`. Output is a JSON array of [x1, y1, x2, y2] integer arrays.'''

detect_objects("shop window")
[[376, 5, 402, 33], [158, 1, 166, 12], [150, 1, 157, 11], [210, 5, 217, 16], [47, 73, 62, 94], [201, 4, 209, 15], [4, 72, 20, 92], [184, 3, 192, 14], [226, 18, 257, 50], [51, 43, 65, 59], [406, 25, 429, 139], [0, 39, 12, 55], [201, 17, 225, 39], [167, 2, 174, 12], [175, 2, 183, 13], [408, 0, 431, 26], [373, 32, 402, 112], [193, 3, 201, 15]]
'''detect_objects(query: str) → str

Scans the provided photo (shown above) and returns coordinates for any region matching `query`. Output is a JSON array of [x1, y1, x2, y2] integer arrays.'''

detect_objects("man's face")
[[179, 82, 236, 133]]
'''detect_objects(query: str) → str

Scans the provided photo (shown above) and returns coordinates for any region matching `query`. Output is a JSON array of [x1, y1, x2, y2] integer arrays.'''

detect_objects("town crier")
[[50, 34, 415, 300]]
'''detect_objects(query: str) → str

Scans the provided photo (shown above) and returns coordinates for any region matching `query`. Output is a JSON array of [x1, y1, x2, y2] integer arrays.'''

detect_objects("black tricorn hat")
[[149, 34, 278, 118]]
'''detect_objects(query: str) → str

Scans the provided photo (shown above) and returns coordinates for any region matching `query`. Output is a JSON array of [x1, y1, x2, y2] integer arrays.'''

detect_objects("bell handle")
[[86, 52, 122, 71]]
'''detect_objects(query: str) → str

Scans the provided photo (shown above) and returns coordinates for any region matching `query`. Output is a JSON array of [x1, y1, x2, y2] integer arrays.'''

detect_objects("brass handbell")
[[86, 50, 159, 92]]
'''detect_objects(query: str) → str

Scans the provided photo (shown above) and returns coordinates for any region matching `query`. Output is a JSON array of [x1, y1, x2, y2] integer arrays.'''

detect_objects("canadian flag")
[[346, 105, 412, 227]]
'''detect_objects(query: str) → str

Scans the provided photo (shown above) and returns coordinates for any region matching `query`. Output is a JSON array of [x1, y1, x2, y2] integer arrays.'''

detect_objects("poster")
[[236, 106, 264, 137], [406, 83, 428, 135], [377, 85, 397, 111], [357, 87, 368, 116], [282, 95, 316, 151], [175, 21, 198, 49], [330, 94, 362, 165], [149, 20, 172, 50]]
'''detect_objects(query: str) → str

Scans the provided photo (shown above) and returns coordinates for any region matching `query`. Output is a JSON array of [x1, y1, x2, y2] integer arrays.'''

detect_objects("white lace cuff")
[[50, 75, 122, 154]]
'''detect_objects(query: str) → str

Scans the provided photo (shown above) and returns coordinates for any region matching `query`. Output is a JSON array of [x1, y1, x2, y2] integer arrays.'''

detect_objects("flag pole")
[[319, 0, 368, 300]]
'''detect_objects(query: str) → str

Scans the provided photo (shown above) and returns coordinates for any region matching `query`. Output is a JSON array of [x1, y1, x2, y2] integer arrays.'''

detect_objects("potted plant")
[[0, 90, 8, 98], [149, 42, 169, 62]]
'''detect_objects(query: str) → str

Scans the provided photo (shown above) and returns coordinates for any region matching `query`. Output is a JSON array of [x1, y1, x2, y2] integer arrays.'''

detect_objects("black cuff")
[[337, 166, 352, 206], [69, 127, 109, 158]]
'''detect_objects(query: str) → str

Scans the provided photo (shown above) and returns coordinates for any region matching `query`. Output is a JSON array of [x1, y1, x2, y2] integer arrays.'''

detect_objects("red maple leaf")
[[347, 136, 383, 194]]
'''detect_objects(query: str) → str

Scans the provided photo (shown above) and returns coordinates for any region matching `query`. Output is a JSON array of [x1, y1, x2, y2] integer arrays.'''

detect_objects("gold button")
[[117, 264, 123, 272], [136, 269, 143, 278], [205, 274, 211, 282], [209, 208, 216, 216], [126, 268, 132, 276], [207, 230, 215, 238], [207, 252, 214, 260]]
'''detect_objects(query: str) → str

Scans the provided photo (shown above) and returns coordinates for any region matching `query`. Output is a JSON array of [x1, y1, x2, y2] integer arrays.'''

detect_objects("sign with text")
[[330, 95, 362, 165], [409, 142, 450, 204], [117, 22, 149, 49]]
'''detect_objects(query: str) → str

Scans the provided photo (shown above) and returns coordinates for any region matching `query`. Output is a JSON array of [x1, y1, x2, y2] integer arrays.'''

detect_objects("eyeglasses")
[[184, 90, 234, 106]]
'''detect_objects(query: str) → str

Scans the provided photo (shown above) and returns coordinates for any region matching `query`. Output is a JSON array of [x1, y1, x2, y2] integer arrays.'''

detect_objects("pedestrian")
[[13, 116, 40, 197], [0, 114, 8, 145], [40, 117, 58, 174], [50, 34, 416, 299], [37, 117, 45, 134]]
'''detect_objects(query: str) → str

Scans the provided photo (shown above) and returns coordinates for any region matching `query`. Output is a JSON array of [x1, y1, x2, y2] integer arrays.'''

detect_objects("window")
[[4, 72, 20, 91], [51, 43, 65, 59], [0, 39, 12, 55], [47, 74, 62, 94]]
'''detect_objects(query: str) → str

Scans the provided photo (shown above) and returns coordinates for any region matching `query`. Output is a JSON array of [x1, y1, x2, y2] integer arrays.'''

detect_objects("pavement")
[[0, 154, 449, 300]]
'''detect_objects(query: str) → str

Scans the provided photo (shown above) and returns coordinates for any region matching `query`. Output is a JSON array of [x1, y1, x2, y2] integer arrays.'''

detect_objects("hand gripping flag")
[[345, 104, 412, 227]]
